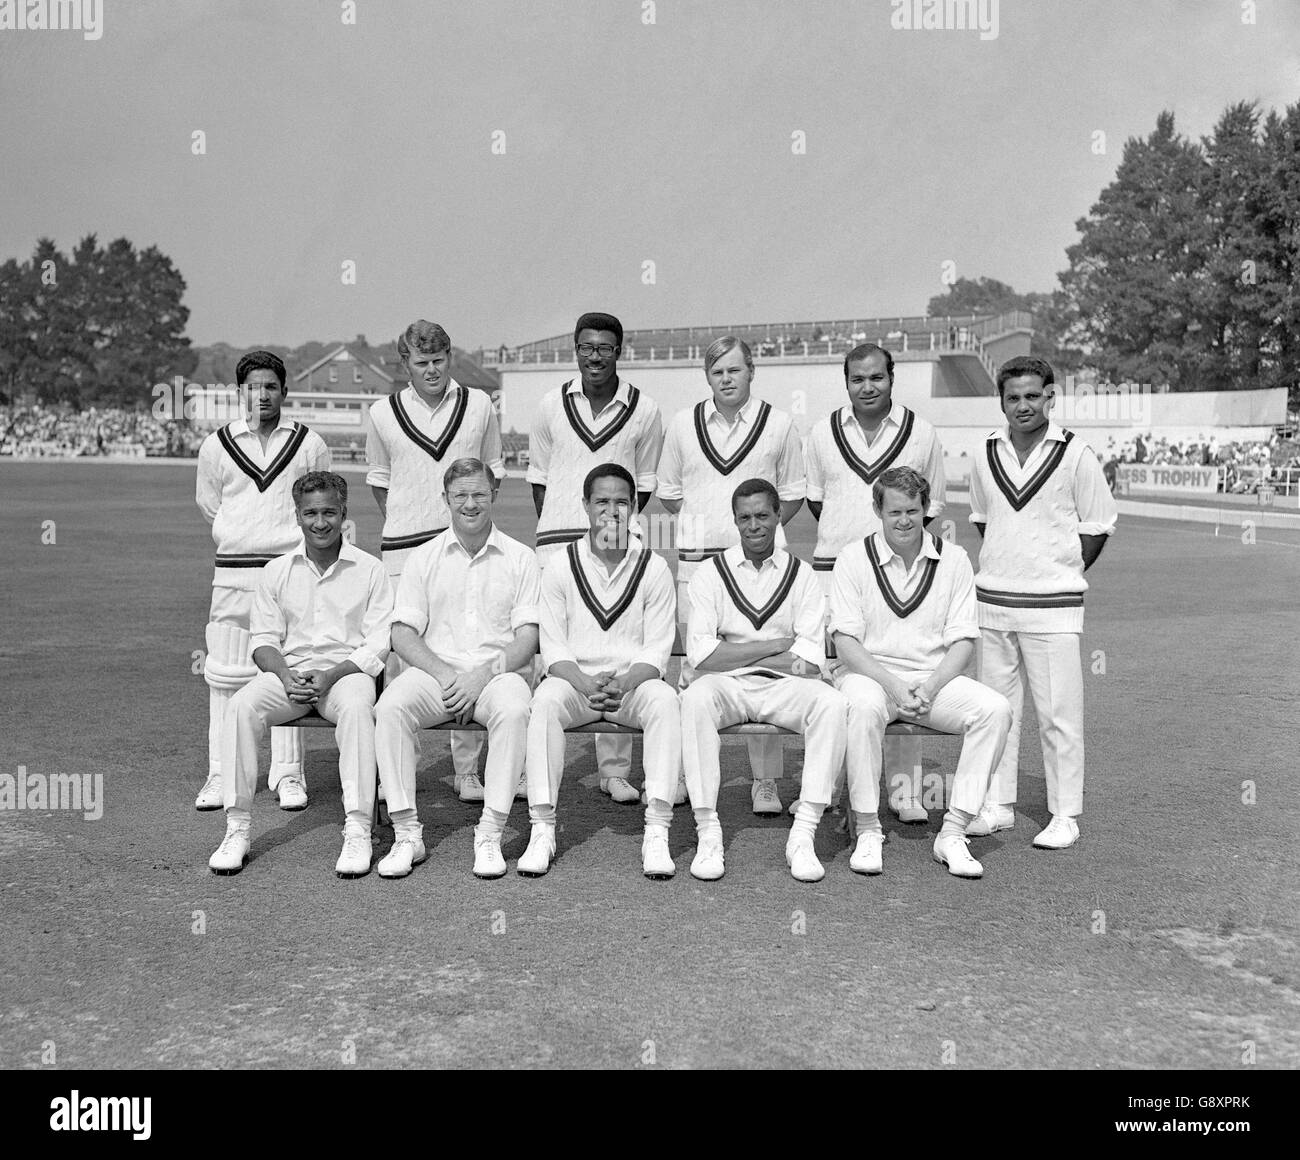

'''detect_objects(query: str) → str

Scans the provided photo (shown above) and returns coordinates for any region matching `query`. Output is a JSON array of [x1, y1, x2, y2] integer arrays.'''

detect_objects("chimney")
[[356, 334, 366, 347]]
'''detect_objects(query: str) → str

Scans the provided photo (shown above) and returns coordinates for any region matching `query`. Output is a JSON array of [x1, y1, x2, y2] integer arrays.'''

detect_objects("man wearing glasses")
[[373, 458, 541, 879], [526, 313, 666, 805]]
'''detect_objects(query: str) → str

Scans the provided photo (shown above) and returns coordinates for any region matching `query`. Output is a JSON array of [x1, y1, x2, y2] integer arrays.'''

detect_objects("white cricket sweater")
[[365, 383, 504, 576], [805, 403, 946, 571], [657, 396, 805, 560], [526, 378, 663, 549], [196, 417, 331, 591], [967, 423, 1118, 632]]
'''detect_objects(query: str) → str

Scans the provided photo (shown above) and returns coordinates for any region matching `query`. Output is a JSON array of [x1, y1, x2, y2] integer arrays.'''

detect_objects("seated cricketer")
[[208, 471, 394, 878], [829, 466, 1012, 879], [680, 478, 848, 884], [518, 462, 681, 880], [374, 457, 541, 880]]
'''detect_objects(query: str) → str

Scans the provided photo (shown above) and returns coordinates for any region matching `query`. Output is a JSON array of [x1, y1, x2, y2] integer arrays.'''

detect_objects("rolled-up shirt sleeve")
[[776, 419, 806, 501], [968, 451, 988, 525], [790, 568, 826, 672], [635, 406, 664, 495], [390, 552, 431, 636], [249, 567, 288, 654], [685, 567, 723, 671], [1074, 449, 1119, 536], [525, 397, 553, 486], [348, 566, 394, 677], [538, 562, 576, 669], [805, 427, 826, 502], [635, 559, 677, 677], [924, 429, 947, 520], [656, 420, 684, 501], [196, 437, 220, 524], [481, 406, 505, 481], [365, 414, 391, 489], [511, 550, 542, 630], [827, 547, 866, 642], [942, 551, 981, 647]]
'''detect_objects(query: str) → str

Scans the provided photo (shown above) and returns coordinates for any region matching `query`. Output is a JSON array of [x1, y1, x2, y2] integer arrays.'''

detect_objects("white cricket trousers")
[[814, 571, 922, 802], [526, 677, 682, 812], [677, 566, 784, 781], [978, 629, 1085, 817], [383, 561, 483, 784], [535, 541, 633, 784], [221, 671, 376, 833], [837, 672, 1011, 815], [375, 670, 530, 817], [680, 673, 847, 810], [208, 585, 302, 790]]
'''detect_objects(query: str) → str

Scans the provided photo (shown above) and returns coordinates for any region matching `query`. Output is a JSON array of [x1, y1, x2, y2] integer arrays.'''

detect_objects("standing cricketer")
[[966, 356, 1117, 848], [657, 336, 805, 816], [195, 350, 330, 812], [366, 320, 506, 802], [802, 342, 946, 823], [526, 312, 664, 805]]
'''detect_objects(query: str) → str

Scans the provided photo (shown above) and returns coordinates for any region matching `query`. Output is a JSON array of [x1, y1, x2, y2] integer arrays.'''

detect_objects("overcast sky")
[[2, 0, 1297, 352]]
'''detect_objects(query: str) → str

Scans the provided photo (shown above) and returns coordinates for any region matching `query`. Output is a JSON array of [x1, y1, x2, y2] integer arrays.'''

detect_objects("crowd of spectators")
[[0, 403, 203, 458], [1103, 431, 1300, 493]]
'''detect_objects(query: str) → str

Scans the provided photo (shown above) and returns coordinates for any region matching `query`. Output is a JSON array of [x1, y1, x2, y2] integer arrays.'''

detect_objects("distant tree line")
[[929, 100, 1300, 404], [0, 235, 193, 407]]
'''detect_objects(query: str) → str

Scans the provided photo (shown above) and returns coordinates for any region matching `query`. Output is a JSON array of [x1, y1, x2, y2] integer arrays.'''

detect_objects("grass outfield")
[[1, 461, 1297, 1070]]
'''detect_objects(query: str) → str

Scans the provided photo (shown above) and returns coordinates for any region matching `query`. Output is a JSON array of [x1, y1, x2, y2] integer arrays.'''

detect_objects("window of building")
[[328, 366, 338, 384], [353, 367, 363, 384]]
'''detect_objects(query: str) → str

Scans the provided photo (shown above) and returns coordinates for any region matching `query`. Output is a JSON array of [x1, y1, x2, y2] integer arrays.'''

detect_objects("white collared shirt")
[[250, 540, 394, 677], [391, 524, 541, 674], [829, 531, 978, 675], [685, 545, 825, 679], [539, 534, 677, 677]]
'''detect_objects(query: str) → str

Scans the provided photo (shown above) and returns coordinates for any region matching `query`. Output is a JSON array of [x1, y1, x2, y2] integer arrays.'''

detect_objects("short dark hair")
[[293, 470, 348, 507], [236, 350, 287, 390], [843, 342, 894, 381], [574, 312, 623, 347], [872, 465, 930, 513], [397, 320, 452, 359], [443, 456, 494, 493], [583, 461, 635, 501], [996, 355, 1055, 397], [731, 477, 780, 515]]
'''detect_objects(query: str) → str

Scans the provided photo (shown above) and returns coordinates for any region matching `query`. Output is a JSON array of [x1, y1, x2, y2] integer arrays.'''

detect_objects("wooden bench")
[[290, 633, 943, 740]]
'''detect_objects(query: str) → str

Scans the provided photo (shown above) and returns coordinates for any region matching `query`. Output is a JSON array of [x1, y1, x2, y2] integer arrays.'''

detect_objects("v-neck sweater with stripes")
[[967, 424, 1118, 632], [196, 418, 331, 590]]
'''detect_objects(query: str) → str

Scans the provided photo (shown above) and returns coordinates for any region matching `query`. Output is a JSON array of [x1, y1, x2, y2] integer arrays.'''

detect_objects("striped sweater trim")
[[985, 430, 1075, 511], [381, 528, 446, 552], [812, 556, 838, 572], [536, 527, 588, 548], [566, 542, 653, 631], [865, 534, 943, 619], [561, 383, 641, 452], [976, 586, 1084, 609], [216, 422, 308, 493], [829, 407, 915, 486], [214, 553, 277, 569], [712, 553, 801, 631], [693, 400, 771, 475], [389, 388, 469, 461]]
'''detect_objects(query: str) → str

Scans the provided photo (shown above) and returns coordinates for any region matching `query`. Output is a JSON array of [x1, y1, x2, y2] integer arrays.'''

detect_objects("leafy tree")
[[0, 234, 192, 406]]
